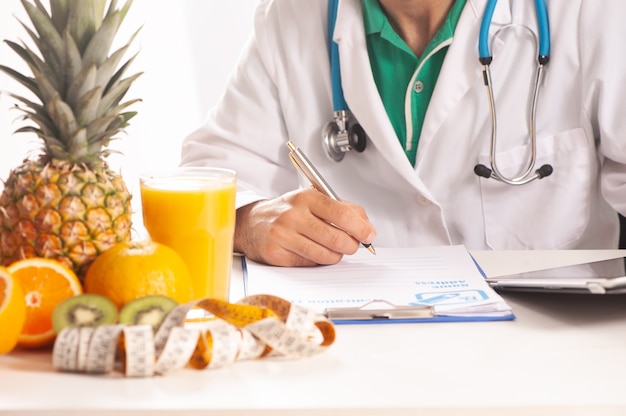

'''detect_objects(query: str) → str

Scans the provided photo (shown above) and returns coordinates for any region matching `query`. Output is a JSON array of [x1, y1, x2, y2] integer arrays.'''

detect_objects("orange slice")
[[0, 267, 27, 354], [8, 258, 83, 348]]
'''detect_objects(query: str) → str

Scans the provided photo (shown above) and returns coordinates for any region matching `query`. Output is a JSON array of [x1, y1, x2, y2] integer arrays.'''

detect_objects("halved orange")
[[0, 267, 26, 354], [8, 258, 83, 348]]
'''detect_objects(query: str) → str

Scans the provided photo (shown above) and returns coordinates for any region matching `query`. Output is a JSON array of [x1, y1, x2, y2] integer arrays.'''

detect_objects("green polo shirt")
[[363, 0, 466, 166]]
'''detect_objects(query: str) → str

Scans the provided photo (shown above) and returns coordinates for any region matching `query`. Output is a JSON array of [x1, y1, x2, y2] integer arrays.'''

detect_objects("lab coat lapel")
[[332, 0, 427, 192], [331, 0, 512, 197], [417, 0, 512, 162]]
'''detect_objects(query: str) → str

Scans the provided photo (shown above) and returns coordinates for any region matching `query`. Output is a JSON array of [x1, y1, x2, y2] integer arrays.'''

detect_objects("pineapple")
[[0, 0, 141, 281]]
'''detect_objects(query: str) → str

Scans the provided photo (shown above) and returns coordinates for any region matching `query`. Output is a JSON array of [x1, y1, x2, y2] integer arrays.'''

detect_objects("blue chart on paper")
[[412, 290, 489, 306]]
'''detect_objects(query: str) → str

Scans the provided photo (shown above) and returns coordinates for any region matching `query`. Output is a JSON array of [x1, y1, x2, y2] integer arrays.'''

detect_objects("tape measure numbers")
[[52, 294, 336, 377]]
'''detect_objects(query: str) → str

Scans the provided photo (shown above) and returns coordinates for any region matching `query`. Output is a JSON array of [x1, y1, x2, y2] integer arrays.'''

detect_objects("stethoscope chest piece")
[[322, 110, 367, 162]]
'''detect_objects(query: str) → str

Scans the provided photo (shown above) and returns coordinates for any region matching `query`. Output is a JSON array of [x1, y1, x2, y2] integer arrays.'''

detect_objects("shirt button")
[[413, 80, 424, 93], [417, 194, 431, 206]]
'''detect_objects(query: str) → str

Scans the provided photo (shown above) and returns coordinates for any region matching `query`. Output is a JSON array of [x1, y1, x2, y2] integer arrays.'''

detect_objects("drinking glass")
[[139, 167, 236, 301]]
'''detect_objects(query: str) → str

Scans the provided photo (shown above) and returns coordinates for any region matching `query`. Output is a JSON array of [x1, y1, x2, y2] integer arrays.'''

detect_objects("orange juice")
[[139, 168, 236, 301]]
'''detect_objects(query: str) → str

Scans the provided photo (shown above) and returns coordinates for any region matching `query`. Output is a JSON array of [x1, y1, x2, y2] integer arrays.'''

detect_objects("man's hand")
[[234, 188, 376, 266]]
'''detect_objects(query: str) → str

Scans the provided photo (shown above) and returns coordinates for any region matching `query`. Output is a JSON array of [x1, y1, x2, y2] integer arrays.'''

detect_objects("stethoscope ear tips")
[[536, 164, 553, 179], [474, 164, 493, 178], [474, 163, 554, 184]]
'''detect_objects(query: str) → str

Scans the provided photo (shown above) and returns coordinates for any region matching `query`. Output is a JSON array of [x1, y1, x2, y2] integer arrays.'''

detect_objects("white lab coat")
[[181, 0, 626, 251]]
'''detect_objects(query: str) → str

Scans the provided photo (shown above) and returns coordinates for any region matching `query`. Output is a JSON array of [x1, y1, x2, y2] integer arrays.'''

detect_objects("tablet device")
[[485, 257, 626, 294]]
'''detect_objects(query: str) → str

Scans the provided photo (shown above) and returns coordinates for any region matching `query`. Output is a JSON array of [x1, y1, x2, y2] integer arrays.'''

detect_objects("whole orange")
[[0, 267, 26, 354], [84, 240, 193, 309]]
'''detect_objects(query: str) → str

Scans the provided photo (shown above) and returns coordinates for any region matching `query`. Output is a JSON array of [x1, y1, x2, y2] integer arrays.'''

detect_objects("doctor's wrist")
[[233, 200, 264, 257]]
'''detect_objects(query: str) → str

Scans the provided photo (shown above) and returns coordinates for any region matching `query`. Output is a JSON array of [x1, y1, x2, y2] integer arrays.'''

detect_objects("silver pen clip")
[[324, 299, 434, 321], [287, 142, 339, 199]]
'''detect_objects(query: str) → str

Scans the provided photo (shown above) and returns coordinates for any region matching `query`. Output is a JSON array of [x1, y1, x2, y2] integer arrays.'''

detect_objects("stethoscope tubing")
[[534, 0, 550, 60], [479, 0, 550, 61], [476, 0, 553, 185], [328, 0, 348, 112]]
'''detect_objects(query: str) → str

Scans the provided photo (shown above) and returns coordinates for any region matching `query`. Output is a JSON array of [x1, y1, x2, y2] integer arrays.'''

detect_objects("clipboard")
[[485, 256, 626, 295], [324, 299, 435, 321], [240, 246, 515, 324]]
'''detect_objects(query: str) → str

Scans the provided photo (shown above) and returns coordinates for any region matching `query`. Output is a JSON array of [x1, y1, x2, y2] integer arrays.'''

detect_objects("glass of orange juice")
[[139, 167, 236, 301]]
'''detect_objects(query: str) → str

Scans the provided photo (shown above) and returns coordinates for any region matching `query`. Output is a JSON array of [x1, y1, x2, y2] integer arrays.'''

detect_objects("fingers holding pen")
[[286, 141, 376, 255], [307, 191, 377, 251], [234, 188, 376, 267], [279, 189, 376, 264]]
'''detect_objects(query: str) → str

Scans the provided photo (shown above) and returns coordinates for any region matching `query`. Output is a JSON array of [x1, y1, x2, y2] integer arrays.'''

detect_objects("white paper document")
[[243, 245, 514, 322]]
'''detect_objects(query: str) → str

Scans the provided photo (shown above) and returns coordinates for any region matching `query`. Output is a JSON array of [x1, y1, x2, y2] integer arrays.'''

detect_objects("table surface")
[[2, 251, 626, 416]]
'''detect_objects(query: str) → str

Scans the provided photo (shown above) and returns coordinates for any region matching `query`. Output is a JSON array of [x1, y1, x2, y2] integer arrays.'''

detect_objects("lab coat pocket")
[[477, 128, 593, 249]]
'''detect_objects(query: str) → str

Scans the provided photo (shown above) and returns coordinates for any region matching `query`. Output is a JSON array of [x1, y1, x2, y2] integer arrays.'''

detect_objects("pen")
[[286, 141, 376, 255]]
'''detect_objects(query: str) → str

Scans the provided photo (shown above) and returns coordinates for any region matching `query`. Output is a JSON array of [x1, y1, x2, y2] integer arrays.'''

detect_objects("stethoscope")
[[473, 0, 554, 185], [323, 0, 555, 186], [322, 0, 368, 162]]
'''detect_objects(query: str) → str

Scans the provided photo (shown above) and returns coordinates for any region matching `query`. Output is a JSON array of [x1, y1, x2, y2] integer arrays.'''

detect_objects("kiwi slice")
[[118, 295, 178, 332], [52, 294, 118, 334]]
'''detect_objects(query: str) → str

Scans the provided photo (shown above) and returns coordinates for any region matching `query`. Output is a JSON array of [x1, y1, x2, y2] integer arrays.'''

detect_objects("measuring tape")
[[52, 294, 336, 377]]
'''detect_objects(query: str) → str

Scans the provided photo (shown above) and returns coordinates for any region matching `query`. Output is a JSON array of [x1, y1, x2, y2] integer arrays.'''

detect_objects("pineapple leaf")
[[67, 0, 107, 54], [87, 135, 112, 155], [105, 51, 140, 95], [75, 86, 103, 126], [8, 94, 46, 114], [14, 38, 63, 95], [96, 28, 140, 92], [4, 40, 38, 73], [105, 110, 137, 134], [97, 73, 141, 118], [49, 0, 70, 34], [108, 98, 142, 115], [14, 125, 43, 135], [118, 110, 137, 124], [85, 114, 118, 139], [99, 148, 123, 158], [44, 136, 65, 151], [30, 66, 60, 104], [21, 0, 64, 82], [0, 62, 43, 103], [89, 111, 137, 146], [16, 123, 62, 149], [13, 23, 62, 91], [95, 147, 124, 164], [84, 98, 140, 141], [48, 97, 78, 141], [6, 94, 57, 136], [43, 135, 72, 159], [66, 63, 97, 110], [62, 26, 83, 93], [82, 7, 122, 67], [104, 0, 133, 24], [66, 127, 89, 160]]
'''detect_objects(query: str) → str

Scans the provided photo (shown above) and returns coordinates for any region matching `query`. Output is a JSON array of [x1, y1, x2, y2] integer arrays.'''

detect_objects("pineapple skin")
[[0, 157, 132, 281]]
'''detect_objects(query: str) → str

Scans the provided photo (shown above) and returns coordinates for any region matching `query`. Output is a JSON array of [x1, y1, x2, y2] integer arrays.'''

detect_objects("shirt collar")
[[362, 0, 468, 42], [362, 0, 387, 36]]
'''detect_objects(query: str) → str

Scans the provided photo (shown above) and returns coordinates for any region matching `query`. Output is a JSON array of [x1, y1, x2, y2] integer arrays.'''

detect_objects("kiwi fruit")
[[118, 295, 179, 332], [52, 294, 118, 334]]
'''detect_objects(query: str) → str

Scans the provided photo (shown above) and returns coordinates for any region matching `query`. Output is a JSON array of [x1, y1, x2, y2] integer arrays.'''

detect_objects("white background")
[[0, 0, 256, 228]]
